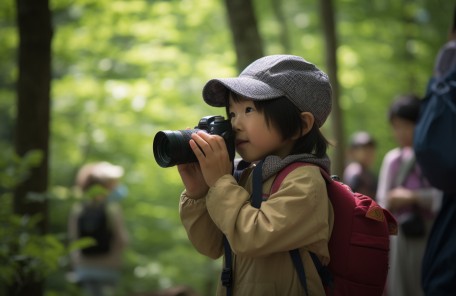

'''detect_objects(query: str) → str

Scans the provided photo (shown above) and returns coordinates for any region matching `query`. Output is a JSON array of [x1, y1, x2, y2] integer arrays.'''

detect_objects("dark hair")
[[227, 93, 329, 157], [388, 94, 421, 124]]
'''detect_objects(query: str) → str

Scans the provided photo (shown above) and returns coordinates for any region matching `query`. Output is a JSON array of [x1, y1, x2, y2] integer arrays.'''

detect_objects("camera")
[[153, 115, 235, 168]]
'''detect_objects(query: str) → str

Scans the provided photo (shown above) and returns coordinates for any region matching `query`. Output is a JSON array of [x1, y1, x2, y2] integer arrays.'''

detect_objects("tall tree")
[[319, 0, 344, 176], [223, 0, 264, 72], [270, 0, 291, 53], [10, 0, 52, 295]]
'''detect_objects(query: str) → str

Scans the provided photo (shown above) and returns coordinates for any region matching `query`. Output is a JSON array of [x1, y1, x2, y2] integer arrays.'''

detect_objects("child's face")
[[390, 117, 415, 148], [228, 95, 295, 162], [350, 146, 376, 167]]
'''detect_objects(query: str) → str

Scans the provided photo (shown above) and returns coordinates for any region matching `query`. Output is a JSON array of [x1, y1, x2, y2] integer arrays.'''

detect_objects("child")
[[343, 131, 378, 199], [177, 55, 334, 295], [376, 95, 442, 296]]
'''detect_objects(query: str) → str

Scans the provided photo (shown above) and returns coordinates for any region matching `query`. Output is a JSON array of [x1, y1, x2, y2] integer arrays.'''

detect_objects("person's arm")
[[386, 187, 442, 212], [179, 191, 224, 259], [177, 131, 233, 259]]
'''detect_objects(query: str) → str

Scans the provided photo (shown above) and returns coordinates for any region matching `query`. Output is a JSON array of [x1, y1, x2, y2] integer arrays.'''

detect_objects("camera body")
[[153, 115, 235, 168]]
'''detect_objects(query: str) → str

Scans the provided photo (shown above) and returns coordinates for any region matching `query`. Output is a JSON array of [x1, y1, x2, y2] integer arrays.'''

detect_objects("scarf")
[[235, 153, 331, 182], [262, 153, 331, 181]]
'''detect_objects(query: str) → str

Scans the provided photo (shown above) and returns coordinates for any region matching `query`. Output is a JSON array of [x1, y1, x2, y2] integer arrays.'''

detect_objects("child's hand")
[[189, 131, 233, 187], [177, 162, 209, 199]]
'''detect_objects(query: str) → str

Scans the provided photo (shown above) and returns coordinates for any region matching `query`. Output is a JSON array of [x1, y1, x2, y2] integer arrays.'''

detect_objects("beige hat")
[[76, 161, 124, 191]]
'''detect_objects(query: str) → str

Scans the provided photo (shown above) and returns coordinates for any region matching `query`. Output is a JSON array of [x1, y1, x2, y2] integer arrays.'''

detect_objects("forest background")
[[0, 0, 454, 295]]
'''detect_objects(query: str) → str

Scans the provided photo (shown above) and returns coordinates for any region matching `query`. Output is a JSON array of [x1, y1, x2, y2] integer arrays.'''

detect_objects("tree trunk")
[[11, 0, 52, 295], [223, 0, 264, 72], [319, 0, 345, 176], [270, 0, 291, 53]]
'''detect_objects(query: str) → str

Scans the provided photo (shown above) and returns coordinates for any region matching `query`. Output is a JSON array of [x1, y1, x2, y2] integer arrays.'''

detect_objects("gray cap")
[[202, 54, 332, 127]]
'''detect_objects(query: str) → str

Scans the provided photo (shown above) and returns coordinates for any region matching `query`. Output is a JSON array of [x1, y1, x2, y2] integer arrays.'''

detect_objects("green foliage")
[[46, 0, 231, 294], [0, 149, 43, 189], [0, 149, 69, 288], [1, 0, 454, 295]]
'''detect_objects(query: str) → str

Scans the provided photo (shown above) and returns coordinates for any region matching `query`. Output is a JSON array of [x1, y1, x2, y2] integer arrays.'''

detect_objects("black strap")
[[310, 252, 333, 294], [290, 249, 309, 296], [233, 159, 251, 181], [290, 238, 333, 296], [250, 161, 264, 208], [222, 236, 233, 296], [222, 161, 263, 296]]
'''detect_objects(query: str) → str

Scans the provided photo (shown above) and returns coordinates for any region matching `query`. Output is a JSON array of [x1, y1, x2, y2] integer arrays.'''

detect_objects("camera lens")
[[153, 129, 199, 167]]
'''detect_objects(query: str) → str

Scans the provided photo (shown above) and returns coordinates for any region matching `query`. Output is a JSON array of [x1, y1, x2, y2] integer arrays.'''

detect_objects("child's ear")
[[291, 112, 314, 140], [299, 112, 314, 136]]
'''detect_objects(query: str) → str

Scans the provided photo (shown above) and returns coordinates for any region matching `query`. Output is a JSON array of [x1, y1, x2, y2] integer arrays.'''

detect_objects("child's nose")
[[231, 116, 241, 131]]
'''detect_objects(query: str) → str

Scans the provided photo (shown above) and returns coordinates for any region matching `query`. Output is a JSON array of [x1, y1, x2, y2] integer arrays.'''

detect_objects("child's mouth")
[[236, 140, 248, 147]]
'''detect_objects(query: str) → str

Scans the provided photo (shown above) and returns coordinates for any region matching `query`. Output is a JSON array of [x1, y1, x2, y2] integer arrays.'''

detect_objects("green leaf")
[[22, 149, 44, 168]]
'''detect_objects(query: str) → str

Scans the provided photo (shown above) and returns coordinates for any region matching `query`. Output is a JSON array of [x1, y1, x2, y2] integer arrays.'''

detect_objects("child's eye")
[[228, 111, 235, 118], [245, 107, 254, 113]]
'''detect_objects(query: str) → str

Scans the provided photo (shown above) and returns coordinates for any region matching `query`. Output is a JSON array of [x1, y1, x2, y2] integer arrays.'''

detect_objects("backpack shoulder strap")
[[270, 162, 333, 294], [271, 162, 332, 194]]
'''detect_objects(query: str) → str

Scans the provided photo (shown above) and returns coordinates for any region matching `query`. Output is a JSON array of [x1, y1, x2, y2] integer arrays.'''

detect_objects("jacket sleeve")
[[206, 166, 332, 258], [179, 192, 224, 259]]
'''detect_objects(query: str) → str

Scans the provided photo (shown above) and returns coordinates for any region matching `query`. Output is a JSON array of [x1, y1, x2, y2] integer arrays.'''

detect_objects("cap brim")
[[202, 77, 285, 107]]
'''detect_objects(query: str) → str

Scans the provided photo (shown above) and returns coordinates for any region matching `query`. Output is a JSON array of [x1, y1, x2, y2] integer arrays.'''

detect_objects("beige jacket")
[[180, 165, 334, 296]]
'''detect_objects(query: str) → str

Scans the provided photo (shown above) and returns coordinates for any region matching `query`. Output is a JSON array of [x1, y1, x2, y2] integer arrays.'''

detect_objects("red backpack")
[[271, 162, 398, 296]]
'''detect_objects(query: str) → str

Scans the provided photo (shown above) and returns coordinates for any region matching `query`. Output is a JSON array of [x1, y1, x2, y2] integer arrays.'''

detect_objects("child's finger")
[[189, 139, 206, 160], [196, 131, 225, 152], [191, 132, 213, 155]]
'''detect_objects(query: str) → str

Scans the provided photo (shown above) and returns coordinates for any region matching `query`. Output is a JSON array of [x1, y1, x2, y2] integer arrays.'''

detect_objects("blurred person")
[[343, 131, 378, 198], [68, 161, 129, 296], [376, 95, 442, 296], [421, 8, 456, 295]]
